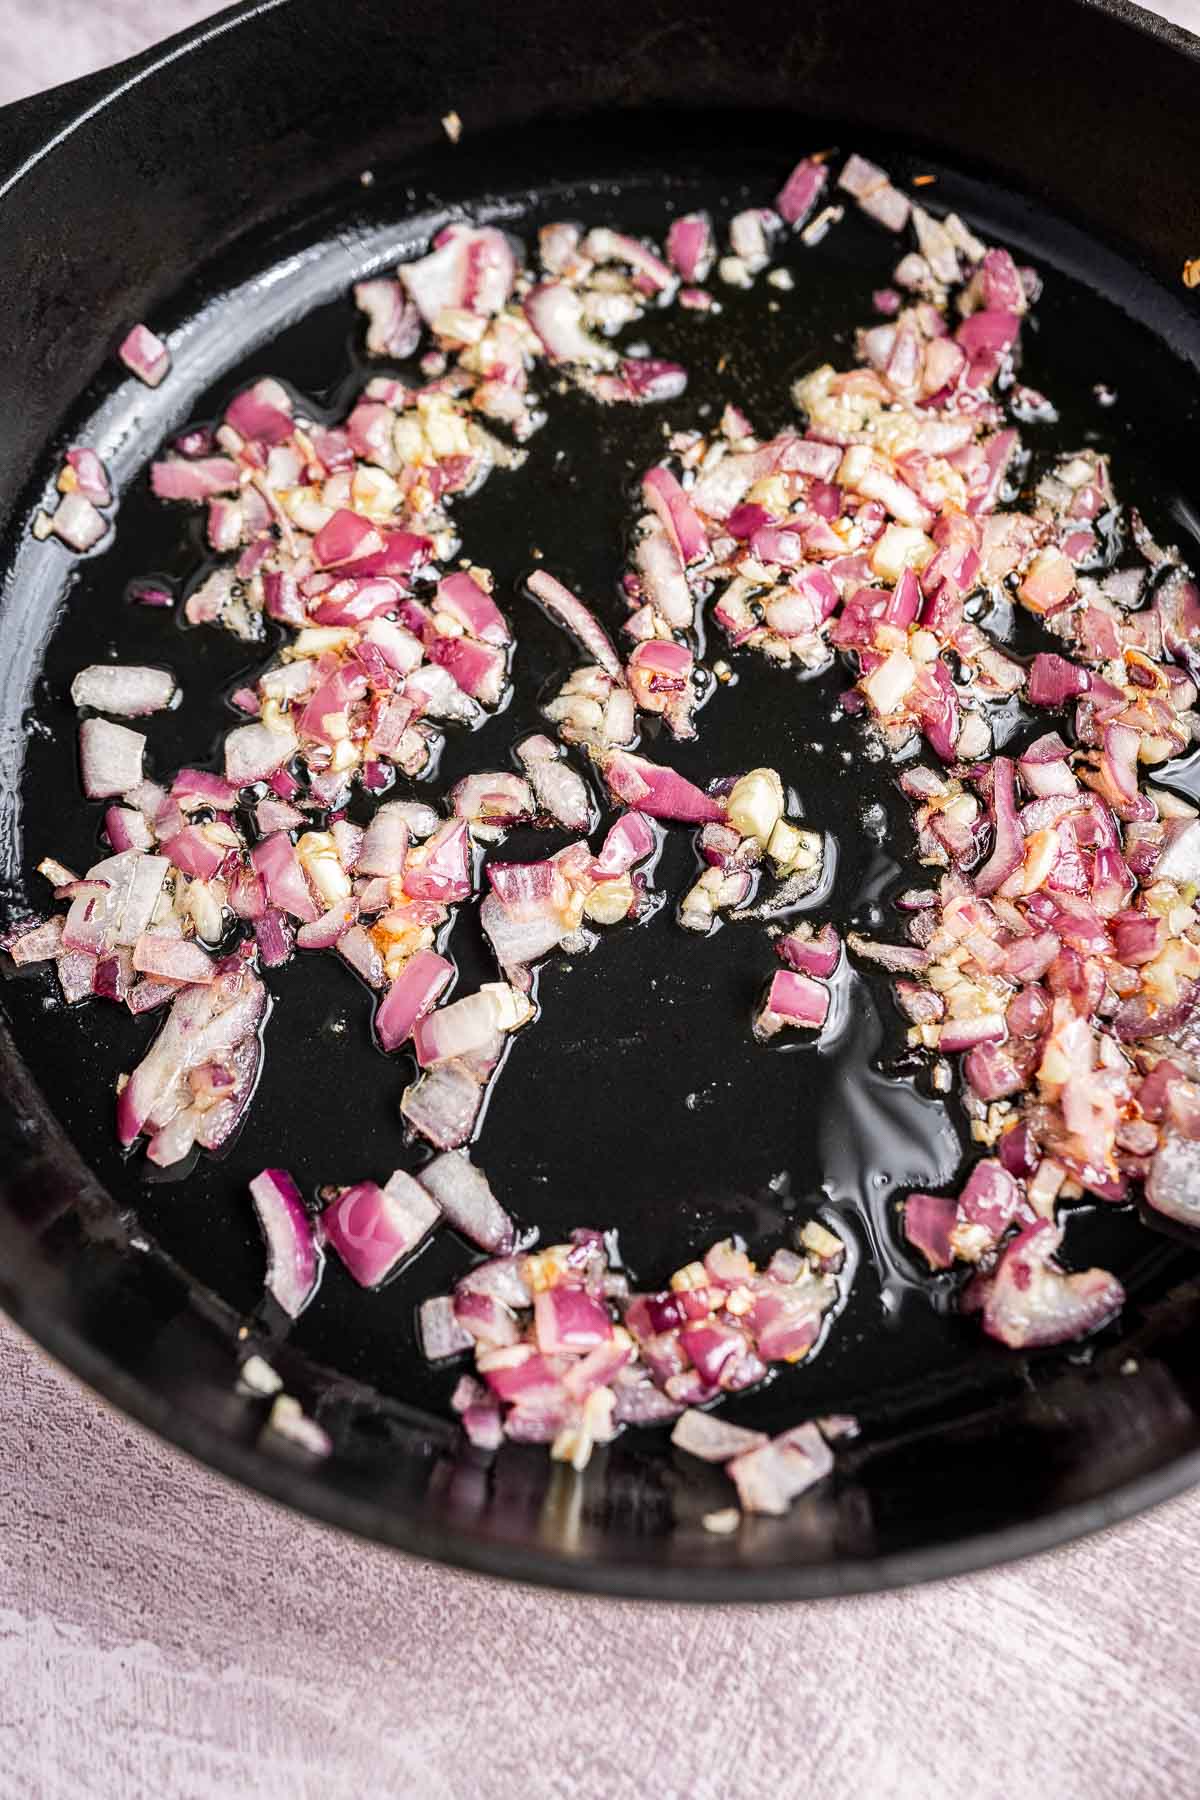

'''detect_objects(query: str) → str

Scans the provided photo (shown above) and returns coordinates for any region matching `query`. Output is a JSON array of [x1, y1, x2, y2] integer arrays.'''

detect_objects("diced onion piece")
[[50, 492, 108, 551], [131, 933, 215, 986], [726, 768, 784, 844], [755, 970, 830, 1038], [776, 925, 840, 978], [79, 717, 145, 798], [71, 664, 176, 717], [981, 1222, 1124, 1348], [375, 950, 454, 1052], [419, 1294, 475, 1361], [417, 1151, 515, 1253], [413, 991, 502, 1070], [321, 1171, 441, 1289], [248, 1169, 322, 1317], [671, 1409, 770, 1462], [526, 569, 623, 678], [401, 1060, 485, 1149], [727, 1422, 833, 1515], [533, 1285, 613, 1355], [599, 750, 725, 824], [524, 282, 617, 368], [119, 323, 171, 386]]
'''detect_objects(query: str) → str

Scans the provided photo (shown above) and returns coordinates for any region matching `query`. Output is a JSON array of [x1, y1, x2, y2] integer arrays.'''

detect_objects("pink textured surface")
[[4, 6, 1200, 1796], [3, 1315, 1200, 1799]]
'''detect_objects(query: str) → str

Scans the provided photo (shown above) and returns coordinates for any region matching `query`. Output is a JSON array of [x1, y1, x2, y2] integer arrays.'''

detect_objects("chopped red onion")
[[151, 455, 240, 501], [131, 934, 215, 986], [516, 736, 592, 832], [666, 213, 714, 283], [255, 798, 305, 836], [374, 949, 454, 1052], [170, 769, 238, 811], [642, 466, 709, 566], [1027, 653, 1090, 708], [526, 569, 623, 678], [975, 757, 1023, 896], [964, 1040, 1026, 1101], [479, 891, 566, 989], [427, 635, 507, 705], [3, 917, 66, 965], [417, 1150, 515, 1253], [78, 717, 145, 799], [60, 849, 167, 953], [356, 804, 410, 877], [336, 924, 384, 988], [402, 820, 472, 904], [1097, 721, 1147, 819], [776, 156, 829, 226], [913, 659, 960, 762], [160, 824, 225, 880], [312, 508, 385, 569], [627, 639, 696, 737], [1155, 820, 1200, 885], [524, 282, 616, 367], [254, 909, 294, 967], [436, 570, 510, 645], [1145, 1132, 1200, 1228], [450, 772, 534, 828], [322, 1171, 441, 1289], [419, 1294, 475, 1361], [410, 223, 515, 322], [847, 934, 930, 975], [50, 491, 108, 551], [594, 810, 657, 877], [295, 901, 358, 951], [64, 447, 111, 507], [224, 721, 297, 785], [956, 1160, 1022, 1250], [71, 664, 176, 717], [129, 582, 174, 611], [903, 1192, 957, 1270], [671, 1409, 769, 1462], [837, 153, 888, 199], [354, 278, 422, 359], [250, 833, 319, 924], [56, 949, 97, 1002], [117, 958, 265, 1151], [248, 1169, 322, 1317], [458, 1255, 533, 1310], [401, 1060, 485, 1149], [775, 924, 841, 979], [532, 1287, 612, 1364], [118, 323, 170, 387], [728, 1422, 833, 1516], [755, 969, 830, 1037], [413, 991, 502, 1071], [938, 1014, 1006, 1054], [599, 750, 725, 824], [981, 1223, 1124, 1349]]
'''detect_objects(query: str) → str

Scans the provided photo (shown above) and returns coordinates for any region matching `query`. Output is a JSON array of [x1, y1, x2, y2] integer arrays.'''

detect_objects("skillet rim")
[[1, 0, 1199, 1602]]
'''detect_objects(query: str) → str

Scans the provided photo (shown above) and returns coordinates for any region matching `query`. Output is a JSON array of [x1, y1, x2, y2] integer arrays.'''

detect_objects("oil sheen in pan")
[[5, 141, 1199, 1441]]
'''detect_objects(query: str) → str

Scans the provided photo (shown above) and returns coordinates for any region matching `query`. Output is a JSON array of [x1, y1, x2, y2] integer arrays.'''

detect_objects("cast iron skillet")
[[2, 0, 1200, 1602]]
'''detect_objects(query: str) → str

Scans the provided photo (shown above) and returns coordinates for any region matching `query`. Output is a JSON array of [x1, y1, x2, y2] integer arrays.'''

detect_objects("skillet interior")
[[2, 1, 1200, 1599]]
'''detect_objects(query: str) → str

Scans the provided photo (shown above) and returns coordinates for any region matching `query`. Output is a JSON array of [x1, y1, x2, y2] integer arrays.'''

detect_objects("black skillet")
[[2, 0, 1200, 1602]]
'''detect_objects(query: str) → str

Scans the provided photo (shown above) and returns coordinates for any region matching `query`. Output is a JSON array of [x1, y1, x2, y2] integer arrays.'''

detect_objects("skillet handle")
[[0, 0, 262, 192], [0, 66, 132, 192]]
